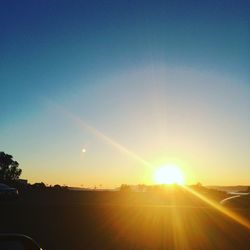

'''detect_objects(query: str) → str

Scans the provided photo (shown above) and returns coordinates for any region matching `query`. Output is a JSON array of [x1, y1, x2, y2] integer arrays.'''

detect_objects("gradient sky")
[[0, 0, 249, 187]]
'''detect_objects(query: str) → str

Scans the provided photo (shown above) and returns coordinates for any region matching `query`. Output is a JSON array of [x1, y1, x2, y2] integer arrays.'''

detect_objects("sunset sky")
[[0, 0, 249, 187]]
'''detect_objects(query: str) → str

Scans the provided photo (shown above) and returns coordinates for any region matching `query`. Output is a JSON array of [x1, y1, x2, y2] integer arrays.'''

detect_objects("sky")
[[0, 0, 249, 187]]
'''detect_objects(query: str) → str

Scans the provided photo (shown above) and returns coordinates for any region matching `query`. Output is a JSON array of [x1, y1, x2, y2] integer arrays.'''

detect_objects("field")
[[0, 190, 250, 250]]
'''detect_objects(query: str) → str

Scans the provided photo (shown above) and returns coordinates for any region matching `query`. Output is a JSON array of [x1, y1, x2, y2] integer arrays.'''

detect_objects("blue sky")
[[0, 0, 249, 186]]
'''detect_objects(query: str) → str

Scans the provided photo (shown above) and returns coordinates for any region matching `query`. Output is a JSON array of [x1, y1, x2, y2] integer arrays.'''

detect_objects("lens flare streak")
[[54, 103, 250, 231], [183, 186, 250, 230]]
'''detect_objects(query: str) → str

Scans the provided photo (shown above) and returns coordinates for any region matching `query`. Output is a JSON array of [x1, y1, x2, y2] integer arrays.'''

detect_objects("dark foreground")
[[0, 191, 250, 250]]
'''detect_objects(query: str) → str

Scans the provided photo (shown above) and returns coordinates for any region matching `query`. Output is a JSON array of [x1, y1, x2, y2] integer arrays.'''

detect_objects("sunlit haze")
[[0, 0, 249, 188], [154, 165, 185, 185]]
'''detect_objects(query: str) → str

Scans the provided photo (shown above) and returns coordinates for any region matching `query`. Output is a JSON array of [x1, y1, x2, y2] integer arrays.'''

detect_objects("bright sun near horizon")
[[154, 165, 185, 185]]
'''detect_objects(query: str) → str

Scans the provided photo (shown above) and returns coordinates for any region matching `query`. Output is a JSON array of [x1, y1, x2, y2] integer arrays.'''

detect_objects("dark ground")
[[0, 190, 250, 250]]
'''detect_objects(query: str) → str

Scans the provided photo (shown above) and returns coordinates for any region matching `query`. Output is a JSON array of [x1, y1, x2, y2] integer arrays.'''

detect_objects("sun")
[[154, 165, 185, 185]]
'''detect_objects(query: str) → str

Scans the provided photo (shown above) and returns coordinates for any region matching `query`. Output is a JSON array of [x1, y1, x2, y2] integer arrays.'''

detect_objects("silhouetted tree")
[[0, 152, 22, 182], [120, 184, 131, 192], [53, 184, 62, 191], [52, 184, 68, 191], [137, 184, 146, 192], [32, 182, 46, 190]]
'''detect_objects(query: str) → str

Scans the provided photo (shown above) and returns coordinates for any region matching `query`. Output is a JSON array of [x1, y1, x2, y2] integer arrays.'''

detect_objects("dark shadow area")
[[0, 186, 249, 250]]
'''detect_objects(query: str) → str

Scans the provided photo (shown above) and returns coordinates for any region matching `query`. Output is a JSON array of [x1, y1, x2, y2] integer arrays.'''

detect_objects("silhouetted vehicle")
[[0, 234, 42, 250], [0, 183, 18, 199]]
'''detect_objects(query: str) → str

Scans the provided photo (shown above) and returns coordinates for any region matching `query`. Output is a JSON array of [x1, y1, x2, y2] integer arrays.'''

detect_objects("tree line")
[[0, 151, 68, 191]]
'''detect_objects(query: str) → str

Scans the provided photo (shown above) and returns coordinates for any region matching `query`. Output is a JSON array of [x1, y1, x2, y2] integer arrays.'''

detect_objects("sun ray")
[[183, 185, 250, 230], [53, 103, 152, 169], [52, 102, 250, 231]]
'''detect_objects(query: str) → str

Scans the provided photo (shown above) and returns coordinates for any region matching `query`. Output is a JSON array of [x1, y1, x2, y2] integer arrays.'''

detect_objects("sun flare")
[[154, 165, 185, 185]]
